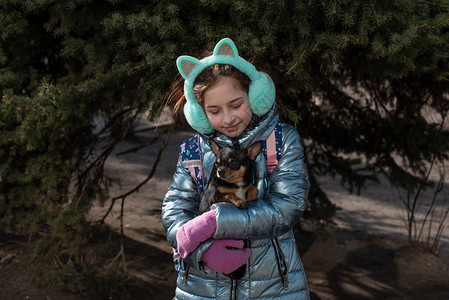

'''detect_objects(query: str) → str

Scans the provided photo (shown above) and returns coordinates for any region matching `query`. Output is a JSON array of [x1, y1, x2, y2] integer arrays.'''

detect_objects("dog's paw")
[[235, 200, 247, 208], [224, 193, 247, 208]]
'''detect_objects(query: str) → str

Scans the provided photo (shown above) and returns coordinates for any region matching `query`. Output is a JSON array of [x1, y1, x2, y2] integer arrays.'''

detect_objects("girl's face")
[[203, 76, 253, 138]]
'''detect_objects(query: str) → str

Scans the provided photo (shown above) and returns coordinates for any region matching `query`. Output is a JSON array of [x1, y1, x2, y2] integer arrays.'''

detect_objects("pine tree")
[[1, 0, 449, 233]]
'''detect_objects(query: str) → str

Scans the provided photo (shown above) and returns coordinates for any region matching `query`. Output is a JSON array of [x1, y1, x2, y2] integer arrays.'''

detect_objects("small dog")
[[199, 139, 263, 214], [199, 139, 263, 279]]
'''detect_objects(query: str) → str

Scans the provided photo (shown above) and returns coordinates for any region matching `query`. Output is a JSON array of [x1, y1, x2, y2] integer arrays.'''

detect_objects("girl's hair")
[[166, 61, 250, 124]]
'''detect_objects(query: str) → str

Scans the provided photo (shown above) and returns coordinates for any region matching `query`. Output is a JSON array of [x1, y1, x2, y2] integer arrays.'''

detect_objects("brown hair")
[[166, 60, 251, 124]]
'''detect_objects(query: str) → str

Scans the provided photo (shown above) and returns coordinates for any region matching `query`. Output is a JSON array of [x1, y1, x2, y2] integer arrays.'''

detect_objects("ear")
[[213, 38, 239, 58], [176, 56, 201, 80], [247, 141, 263, 160], [209, 139, 221, 156]]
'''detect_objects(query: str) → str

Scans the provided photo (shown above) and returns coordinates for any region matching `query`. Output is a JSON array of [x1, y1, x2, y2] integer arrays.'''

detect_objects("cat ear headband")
[[176, 38, 275, 134]]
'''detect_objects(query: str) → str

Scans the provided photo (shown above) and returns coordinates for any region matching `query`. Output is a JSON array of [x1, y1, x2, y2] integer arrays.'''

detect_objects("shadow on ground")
[[0, 230, 177, 300], [1, 227, 449, 299], [122, 235, 177, 299], [297, 229, 449, 300]]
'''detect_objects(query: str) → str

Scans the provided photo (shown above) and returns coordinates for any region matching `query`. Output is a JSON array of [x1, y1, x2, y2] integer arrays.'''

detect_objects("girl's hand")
[[176, 209, 216, 258], [201, 239, 251, 274]]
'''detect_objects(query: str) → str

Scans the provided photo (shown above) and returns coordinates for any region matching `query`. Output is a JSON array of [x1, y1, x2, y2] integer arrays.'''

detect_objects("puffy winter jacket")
[[162, 105, 310, 299]]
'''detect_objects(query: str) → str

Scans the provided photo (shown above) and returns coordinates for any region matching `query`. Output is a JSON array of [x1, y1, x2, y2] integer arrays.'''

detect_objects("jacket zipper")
[[271, 238, 289, 290], [182, 263, 190, 285], [230, 278, 237, 300]]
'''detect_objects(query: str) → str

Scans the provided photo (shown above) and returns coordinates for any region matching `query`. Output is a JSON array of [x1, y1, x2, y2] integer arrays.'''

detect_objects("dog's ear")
[[209, 139, 220, 156], [247, 141, 263, 160]]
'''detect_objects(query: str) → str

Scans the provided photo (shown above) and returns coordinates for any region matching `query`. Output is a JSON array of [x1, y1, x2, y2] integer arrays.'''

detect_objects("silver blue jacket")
[[162, 105, 310, 299]]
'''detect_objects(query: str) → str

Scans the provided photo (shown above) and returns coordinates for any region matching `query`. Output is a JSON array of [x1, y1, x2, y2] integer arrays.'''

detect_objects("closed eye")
[[207, 109, 219, 115]]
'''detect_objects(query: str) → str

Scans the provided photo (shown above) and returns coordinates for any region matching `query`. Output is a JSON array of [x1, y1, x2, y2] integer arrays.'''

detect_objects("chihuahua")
[[199, 139, 263, 214], [198, 139, 263, 280]]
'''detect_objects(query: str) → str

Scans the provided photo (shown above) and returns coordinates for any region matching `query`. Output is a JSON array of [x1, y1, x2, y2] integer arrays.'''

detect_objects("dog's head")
[[209, 139, 263, 183]]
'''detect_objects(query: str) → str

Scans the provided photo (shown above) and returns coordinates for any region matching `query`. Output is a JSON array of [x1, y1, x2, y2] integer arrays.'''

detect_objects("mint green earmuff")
[[176, 38, 275, 134]]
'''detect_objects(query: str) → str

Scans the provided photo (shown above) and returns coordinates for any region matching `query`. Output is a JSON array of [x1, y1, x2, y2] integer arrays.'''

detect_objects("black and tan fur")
[[199, 139, 263, 214], [198, 139, 263, 280]]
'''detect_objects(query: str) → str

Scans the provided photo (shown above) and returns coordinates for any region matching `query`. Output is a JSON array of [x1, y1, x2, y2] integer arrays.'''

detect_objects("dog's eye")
[[228, 160, 240, 170]]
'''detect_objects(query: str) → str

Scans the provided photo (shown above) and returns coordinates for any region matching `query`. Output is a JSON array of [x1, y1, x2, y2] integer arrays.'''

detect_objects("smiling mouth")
[[225, 123, 239, 131]]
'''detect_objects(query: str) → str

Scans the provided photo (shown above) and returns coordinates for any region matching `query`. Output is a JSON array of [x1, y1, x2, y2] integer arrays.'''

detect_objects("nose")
[[222, 109, 235, 125], [217, 167, 226, 178]]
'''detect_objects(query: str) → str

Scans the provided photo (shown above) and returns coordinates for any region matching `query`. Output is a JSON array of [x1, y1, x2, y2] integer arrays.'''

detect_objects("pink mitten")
[[176, 210, 217, 258], [201, 239, 251, 274]]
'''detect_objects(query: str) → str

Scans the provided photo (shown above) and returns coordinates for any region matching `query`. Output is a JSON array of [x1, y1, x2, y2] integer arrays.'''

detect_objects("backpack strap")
[[263, 121, 283, 174], [174, 135, 205, 274], [180, 134, 206, 198]]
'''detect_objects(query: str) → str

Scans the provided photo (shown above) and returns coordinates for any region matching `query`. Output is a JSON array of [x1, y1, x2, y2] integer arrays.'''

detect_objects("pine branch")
[[100, 123, 174, 274], [420, 0, 449, 8], [98, 123, 174, 223], [116, 126, 169, 156]]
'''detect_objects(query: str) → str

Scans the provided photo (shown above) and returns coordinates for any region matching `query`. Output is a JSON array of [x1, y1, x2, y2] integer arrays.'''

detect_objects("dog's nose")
[[217, 168, 226, 178]]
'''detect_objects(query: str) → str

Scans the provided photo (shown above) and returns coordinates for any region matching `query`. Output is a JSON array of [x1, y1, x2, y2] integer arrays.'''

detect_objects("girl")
[[162, 38, 310, 299]]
